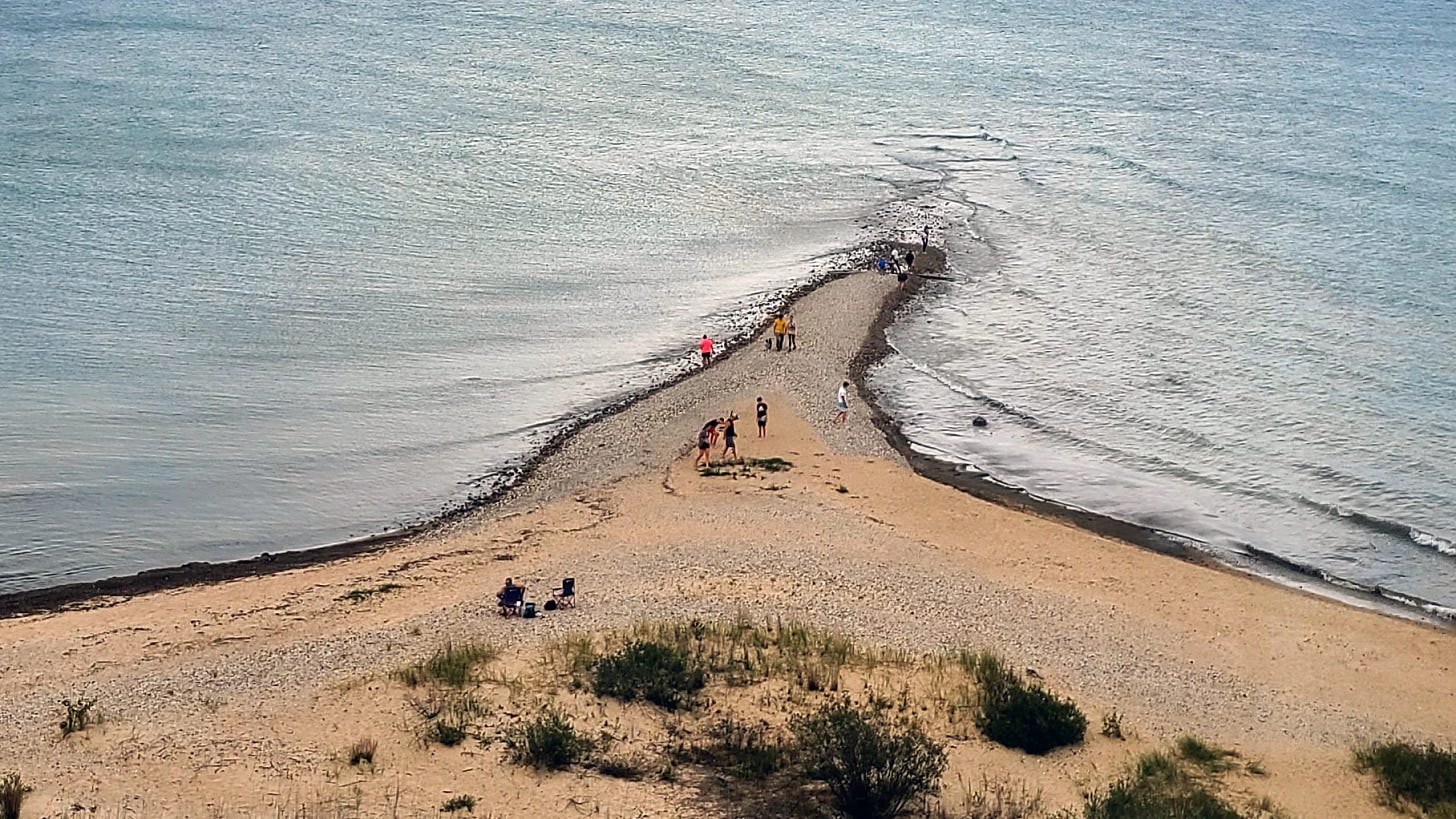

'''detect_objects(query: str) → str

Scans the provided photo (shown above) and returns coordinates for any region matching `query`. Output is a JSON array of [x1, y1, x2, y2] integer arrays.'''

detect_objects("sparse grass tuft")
[[1354, 739, 1456, 815], [679, 717, 789, 780], [1, 772, 31, 819], [1100, 711, 1124, 740], [339, 583, 404, 603], [933, 775, 1044, 819], [502, 706, 594, 770], [60, 697, 96, 737], [966, 653, 1086, 755], [792, 699, 947, 819], [592, 640, 706, 710], [1176, 735, 1240, 772], [441, 794, 476, 813], [836, 484, 849, 494], [414, 692, 484, 747], [347, 737, 377, 766], [595, 753, 651, 780], [393, 640, 498, 688], [427, 720, 468, 747]]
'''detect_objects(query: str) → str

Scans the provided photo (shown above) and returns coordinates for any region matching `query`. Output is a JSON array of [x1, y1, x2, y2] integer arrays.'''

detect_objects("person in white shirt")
[[834, 381, 849, 425]]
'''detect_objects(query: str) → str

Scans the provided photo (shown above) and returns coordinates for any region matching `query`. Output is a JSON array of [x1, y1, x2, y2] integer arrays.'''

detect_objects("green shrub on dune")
[[591, 640, 706, 710], [966, 653, 1087, 755], [792, 699, 947, 819]]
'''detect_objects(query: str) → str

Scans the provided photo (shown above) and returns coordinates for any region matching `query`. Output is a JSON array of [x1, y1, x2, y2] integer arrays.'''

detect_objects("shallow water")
[[2, 0, 1453, 612]]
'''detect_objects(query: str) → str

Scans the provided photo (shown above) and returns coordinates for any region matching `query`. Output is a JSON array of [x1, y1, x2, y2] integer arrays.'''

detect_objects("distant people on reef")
[[756, 397, 768, 437], [834, 380, 850, 425], [786, 315, 797, 351], [699, 334, 714, 367], [773, 314, 788, 351]]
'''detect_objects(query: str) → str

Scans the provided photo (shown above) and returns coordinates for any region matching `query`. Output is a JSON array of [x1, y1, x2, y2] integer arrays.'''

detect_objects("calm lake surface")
[[2, 0, 1453, 614]]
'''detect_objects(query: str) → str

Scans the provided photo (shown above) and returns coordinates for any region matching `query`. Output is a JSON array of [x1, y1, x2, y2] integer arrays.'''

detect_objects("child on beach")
[[699, 335, 714, 367], [756, 397, 768, 437], [721, 414, 738, 461], [834, 381, 849, 425], [786, 316, 797, 351]]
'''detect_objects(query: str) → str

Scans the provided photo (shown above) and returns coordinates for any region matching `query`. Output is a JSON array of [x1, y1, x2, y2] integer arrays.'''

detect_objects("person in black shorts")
[[721, 414, 738, 461], [756, 397, 768, 437], [695, 423, 712, 467]]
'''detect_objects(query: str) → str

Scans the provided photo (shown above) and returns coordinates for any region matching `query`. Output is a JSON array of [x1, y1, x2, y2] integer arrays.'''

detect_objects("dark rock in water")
[[972, 416, 988, 428]]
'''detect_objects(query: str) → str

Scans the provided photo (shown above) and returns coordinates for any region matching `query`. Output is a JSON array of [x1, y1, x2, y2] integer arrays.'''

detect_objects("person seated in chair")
[[497, 577, 518, 601], [497, 577, 524, 610]]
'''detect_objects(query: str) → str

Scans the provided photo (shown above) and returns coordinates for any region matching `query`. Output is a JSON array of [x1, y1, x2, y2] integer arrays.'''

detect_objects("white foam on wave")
[[1410, 528, 1456, 556]]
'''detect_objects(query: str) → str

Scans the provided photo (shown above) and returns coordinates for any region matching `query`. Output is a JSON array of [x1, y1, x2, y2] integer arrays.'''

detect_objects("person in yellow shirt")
[[772, 314, 788, 351]]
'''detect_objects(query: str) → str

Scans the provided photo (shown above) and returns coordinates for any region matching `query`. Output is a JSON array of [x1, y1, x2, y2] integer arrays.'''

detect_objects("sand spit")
[[0, 262, 1452, 818]]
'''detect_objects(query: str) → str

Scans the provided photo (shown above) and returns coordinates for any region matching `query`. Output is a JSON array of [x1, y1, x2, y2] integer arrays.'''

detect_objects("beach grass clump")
[[792, 699, 947, 819], [1176, 735, 1240, 772], [59, 697, 96, 737], [393, 640, 498, 688], [592, 640, 706, 710], [441, 794, 476, 813], [966, 653, 1086, 755], [1081, 751, 1244, 819], [678, 716, 790, 780], [1354, 739, 1456, 815], [1, 772, 31, 819], [346, 737, 377, 766], [338, 583, 404, 603], [502, 706, 594, 770]]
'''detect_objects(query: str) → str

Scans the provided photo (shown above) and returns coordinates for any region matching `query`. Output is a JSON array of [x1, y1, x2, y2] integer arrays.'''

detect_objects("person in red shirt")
[[699, 335, 714, 367]]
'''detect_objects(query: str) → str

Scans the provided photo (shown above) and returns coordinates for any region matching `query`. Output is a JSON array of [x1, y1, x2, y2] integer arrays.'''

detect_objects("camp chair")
[[498, 585, 525, 617], [552, 578, 576, 608]]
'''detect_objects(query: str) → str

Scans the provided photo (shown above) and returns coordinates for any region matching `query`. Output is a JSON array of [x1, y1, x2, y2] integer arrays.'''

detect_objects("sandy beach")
[[1, 260, 1453, 818]]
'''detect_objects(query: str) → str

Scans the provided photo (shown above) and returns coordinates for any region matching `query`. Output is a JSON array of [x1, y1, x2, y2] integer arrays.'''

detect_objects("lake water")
[[2, 0, 1453, 615]]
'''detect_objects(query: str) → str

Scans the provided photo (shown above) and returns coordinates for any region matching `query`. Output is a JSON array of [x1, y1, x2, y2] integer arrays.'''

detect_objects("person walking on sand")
[[834, 381, 850, 425], [786, 315, 797, 351], [705, 417, 721, 450], [756, 397, 768, 437], [699, 335, 714, 367], [772, 314, 788, 351], [695, 423, 712, 467], [721, 414, 739, 461]]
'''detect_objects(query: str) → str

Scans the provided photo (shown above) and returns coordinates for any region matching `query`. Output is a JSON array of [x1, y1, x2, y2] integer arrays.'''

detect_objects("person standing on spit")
[[699, 335, 713, 367], [786, 315, 797, 351], [721, 414, 739, 462], [756, 397, 768, 437], [772, 314, 788, 351], [695, 424, 712, 467], [921, 225, 930, 251], [834, 381, 850, 425]]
